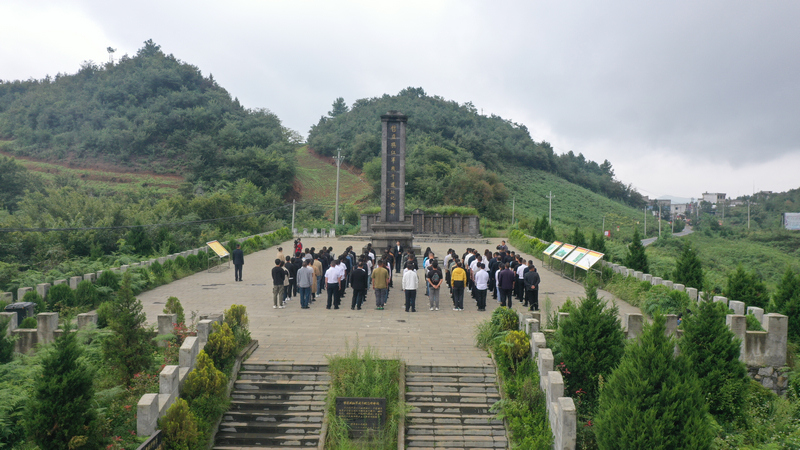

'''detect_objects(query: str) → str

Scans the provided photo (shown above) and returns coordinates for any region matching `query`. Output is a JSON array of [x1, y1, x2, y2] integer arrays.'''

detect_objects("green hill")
[[0, 40, 297, 197]]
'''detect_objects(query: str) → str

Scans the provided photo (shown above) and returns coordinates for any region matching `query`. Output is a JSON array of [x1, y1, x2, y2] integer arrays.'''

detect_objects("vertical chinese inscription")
[[385, 121, 401, 222]]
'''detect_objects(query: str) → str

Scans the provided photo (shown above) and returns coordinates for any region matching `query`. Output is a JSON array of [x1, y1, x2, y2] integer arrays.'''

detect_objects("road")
[[641, 225, 693, 246]]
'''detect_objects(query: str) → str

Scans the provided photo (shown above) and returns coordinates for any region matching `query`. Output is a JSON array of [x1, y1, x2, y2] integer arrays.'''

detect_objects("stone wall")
[[360, 210, 480, 236]]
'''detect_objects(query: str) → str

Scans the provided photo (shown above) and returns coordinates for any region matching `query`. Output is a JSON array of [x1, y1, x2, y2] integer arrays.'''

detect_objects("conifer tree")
[[726, 265, 769, 309], [569, 226, 587, 248], [772, 267, 800, 343], [672, 243, 704, 289], [103, 272, 155, 383], [26, 327, 97, 450], [624, 228, 649, 273], [595, 315, 713, 450], [554, 278, 625, 407], [0, 317, 14, 363], [589, 231, 607, 255], [679, 300, 749, 423]]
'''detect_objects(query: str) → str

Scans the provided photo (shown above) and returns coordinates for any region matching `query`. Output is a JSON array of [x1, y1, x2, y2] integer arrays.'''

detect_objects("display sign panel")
[[542, 241, 563, 256], [206, 240, 229, 257], [564, 247, 590, 266], [551, 244, 576, 261], [576, 251, 605, 270]]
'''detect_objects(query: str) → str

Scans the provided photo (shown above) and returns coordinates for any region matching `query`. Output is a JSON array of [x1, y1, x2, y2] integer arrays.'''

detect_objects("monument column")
[[370, 111, 415, 251]]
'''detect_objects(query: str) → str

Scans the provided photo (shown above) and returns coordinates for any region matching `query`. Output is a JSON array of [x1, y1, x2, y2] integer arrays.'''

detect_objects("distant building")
[[702, 192, 726, 203], [672, 203, 688, 217]]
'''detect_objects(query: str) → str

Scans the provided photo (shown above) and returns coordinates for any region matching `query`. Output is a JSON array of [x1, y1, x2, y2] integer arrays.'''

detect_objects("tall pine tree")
[[595, 314, 713, 450], [726, 265, 769, 309], [625, 228, 649, 273], [103, 272, 155, 384], [679, 300, 749, 423], [672, 243, 704, 289], [26, 327, 97, 450]]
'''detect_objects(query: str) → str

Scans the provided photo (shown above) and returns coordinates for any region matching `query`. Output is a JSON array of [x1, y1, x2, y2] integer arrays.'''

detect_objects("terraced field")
[[294, 146, 373, 207]]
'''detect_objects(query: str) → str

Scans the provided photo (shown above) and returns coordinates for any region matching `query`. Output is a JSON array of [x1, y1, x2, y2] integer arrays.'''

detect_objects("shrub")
[[96, 301, 113, 328], [491, 307, 518, 333], [150, 261, 164, 278], [595, 314, 713, 449], [21, 290, 45, 314], [74, 280, 98, 308], [196, 250, 207, 264], [163, 296, 185, 325], [224, 304, 249, 331], [162, 259, 176, 277], [679, 300, 749, 424], [641, 285, 691, 317], [26, 328, 98, 450], [501, 330, 531, 362], [46, 284, 76, 311], [173, 255, 188, 274], [726, 265, 769, 309], [185, 254, 199, 271], [95, 270, 120, 291], [746, 313, 765, 331], [183, 351, 227, 400], [159, 398, 200, 450], [205, 322, 236, 370], [19, 316, 37, 328], [0, 317, 13, 363]]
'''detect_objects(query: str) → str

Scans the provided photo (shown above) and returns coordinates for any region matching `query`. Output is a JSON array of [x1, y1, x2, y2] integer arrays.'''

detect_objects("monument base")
[[368, 221, 418, 254]]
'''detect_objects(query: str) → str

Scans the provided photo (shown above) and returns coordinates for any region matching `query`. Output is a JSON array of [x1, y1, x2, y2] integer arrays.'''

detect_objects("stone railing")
[[292, 227, 336, 238], [4, 229, 282, 303], [360, 210, 480, 236], [603, 261, 789, 394], [137, 313, 224, 436], [0, 310, 98, 354]]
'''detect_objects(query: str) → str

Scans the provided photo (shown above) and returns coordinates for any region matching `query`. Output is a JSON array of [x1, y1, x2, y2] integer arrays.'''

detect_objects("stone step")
[[410, 403, 492, 415], [242, 363, 329, 372], [215, 432, 320, 447], [231, 390, 327, 401], [238, 370, 331, 382], [407, 424, 506, 437], [218, 421, 321, 435], [406, 434, 508, 448], [234, 379, 329, 392], [229, 399, 324, 412], [407, 412, 502, 426], [406, 382, 499, 394], [406, 392, 500, 403], [406, 374, 496, 384], [407, 365, 495, 374], [222, 411, 324, 424]]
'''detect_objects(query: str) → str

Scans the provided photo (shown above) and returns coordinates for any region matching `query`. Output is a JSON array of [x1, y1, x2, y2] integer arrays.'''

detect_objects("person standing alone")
[[232, 243, 244, 282]]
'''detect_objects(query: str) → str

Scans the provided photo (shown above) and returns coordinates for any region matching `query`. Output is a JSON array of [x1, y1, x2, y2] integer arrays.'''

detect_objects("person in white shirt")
[[516, 259, 526, 302], [402, 262, 419, 312], [474, 264, 489, 311], [325, 261, 343, 309]]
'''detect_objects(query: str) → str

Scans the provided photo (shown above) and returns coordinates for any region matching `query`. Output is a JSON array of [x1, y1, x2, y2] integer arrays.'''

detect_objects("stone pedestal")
[[369, 221, 415, 251]]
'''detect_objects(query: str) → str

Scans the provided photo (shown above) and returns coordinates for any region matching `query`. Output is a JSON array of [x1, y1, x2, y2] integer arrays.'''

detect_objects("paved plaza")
[[139, 237, 641, 366]]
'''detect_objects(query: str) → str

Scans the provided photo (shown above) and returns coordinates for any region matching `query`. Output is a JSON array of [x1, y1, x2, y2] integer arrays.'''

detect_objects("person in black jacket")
[[350, 261, 369, 310], [523, 262, 541, 311], [232, 244, 244, 282], [271, 259, 285, 308]]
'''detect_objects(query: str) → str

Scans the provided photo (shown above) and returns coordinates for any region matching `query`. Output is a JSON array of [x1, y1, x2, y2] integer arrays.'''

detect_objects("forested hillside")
[[0, 40, 297, 197], [308, 87, 647, 220]]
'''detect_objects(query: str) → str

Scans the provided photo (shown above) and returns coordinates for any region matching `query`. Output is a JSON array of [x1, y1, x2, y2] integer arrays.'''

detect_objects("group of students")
[[269, 240, 541, 313]]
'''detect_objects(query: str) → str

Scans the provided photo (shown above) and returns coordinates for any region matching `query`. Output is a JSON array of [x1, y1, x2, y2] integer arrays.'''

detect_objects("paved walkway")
[[139, 237, 641, 366]]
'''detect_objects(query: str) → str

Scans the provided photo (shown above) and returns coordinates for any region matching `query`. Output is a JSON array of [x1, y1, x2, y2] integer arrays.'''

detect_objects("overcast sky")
[[2, 0, 799, 200]]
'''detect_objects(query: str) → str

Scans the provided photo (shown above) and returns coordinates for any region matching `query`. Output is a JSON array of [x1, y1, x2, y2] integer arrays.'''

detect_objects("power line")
[[0, 201, 308, 233]]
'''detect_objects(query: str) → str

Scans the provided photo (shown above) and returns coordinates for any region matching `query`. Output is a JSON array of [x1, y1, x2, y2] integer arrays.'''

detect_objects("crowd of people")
[[265, 238, 541, 313]]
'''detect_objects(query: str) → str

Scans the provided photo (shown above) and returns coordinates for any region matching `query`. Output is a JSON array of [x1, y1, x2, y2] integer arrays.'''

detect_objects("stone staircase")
[[214, 363, 329, 449], [405, 365, 507, 449]]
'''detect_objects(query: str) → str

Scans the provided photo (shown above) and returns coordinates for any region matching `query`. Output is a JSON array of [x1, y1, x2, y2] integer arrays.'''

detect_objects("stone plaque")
[[335, 397, 386, 438]]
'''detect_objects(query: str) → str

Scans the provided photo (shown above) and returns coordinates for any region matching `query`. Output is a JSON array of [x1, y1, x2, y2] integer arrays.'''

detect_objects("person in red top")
[[294, 238, 303, 257]]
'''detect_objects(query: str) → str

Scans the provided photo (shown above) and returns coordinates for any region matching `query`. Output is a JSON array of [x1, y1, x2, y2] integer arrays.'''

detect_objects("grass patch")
[[325, 345, 403, 450]]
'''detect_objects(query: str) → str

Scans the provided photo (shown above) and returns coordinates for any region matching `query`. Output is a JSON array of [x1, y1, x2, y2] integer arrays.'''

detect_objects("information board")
[[206, 240, 229, 257], [551, 244, 576, 261], [576, 251, 605, 270], [564, 247, 590, 266], [335, 397, 386, 438], [542, 241, 563, 256], [784, 213, 800, 231]]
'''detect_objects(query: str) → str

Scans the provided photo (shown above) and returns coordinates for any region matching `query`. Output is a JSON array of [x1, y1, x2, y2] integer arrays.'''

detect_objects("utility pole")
[[602, 215, 605, 234], [511, 196, 515, 226], [546, 191, 555, 225], [333, 148, 344, 227], [748, 200, 751, 229], [658, 202, 662, 238], [644, 207, 647, 236], [291, 199, 296, 233]]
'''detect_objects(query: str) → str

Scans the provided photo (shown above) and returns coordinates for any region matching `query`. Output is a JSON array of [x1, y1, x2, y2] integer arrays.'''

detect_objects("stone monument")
[[370, 111, 415, 250]]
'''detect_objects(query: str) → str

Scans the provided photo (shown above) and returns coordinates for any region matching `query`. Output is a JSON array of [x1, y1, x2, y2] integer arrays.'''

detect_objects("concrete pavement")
[[138, 236, 641, 366]]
